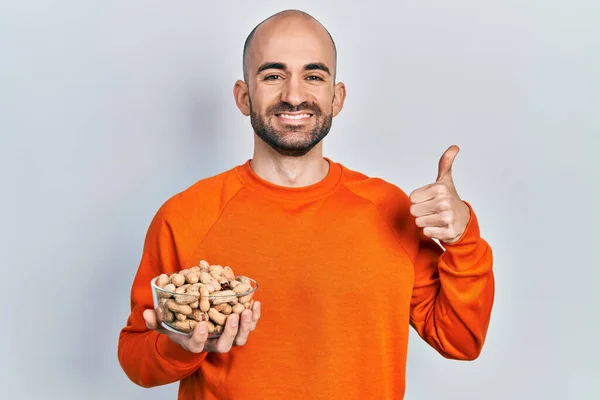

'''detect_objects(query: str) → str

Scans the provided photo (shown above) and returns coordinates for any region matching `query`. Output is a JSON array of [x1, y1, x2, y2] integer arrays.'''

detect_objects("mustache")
[[267, 101, 322, 116]]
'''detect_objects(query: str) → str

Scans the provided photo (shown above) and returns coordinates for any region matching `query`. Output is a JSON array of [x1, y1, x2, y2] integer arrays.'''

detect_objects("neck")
[[250, 137, 329, 187]]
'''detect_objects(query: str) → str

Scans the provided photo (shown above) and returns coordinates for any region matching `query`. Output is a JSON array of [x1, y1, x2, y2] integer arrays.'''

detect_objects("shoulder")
[[337, 161, 422, 256], [157, 164, 246, 223], [338, 162, 412, 213]]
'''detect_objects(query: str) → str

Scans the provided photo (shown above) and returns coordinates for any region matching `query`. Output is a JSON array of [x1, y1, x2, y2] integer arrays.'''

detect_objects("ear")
[[332, 82, 347, 117], [233, 80, 251, 116]]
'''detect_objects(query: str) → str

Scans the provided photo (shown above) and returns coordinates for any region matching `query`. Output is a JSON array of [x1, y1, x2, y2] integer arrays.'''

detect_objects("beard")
[[250, 99, 333, 157]]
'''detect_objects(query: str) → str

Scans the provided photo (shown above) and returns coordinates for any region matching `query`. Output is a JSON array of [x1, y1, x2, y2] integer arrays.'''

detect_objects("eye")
[[306, 75, 324, 81], [264, 74, 282, 81]]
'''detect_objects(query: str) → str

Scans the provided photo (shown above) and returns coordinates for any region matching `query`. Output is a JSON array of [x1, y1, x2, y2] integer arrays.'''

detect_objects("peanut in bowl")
[[150, 263, 258, 338]]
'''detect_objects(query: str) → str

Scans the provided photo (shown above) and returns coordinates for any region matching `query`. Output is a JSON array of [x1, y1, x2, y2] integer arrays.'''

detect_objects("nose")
[[280, 76, 307, 106]]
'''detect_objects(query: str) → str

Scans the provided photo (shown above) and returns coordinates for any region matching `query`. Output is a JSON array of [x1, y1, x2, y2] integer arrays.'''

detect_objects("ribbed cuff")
[[440, 201, 491, 273]]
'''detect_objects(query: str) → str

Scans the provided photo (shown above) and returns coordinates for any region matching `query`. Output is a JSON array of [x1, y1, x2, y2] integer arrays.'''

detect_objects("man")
[[118, 9, 494, 400]]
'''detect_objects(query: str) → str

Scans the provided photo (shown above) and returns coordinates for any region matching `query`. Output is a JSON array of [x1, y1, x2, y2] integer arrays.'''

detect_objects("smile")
[[276, 113, 312, 120]]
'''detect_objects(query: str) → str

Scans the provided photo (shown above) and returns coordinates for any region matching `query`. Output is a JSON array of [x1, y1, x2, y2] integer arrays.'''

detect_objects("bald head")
[[242, 10, 337, 82]]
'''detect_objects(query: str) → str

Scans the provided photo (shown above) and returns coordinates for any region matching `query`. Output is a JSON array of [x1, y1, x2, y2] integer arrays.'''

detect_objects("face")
[[235, 17, 346, 157]]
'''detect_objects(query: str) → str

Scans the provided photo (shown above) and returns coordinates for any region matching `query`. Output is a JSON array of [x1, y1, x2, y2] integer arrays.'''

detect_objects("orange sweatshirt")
[[118, 158, 494, 400]]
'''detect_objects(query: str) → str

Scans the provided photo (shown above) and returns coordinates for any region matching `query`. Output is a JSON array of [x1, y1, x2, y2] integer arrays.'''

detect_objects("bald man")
[[118, 9, 495, 400], [235, 10, 346, 179]]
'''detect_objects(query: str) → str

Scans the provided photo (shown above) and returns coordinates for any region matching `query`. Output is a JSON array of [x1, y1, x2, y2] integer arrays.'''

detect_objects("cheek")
[[257, 97, 281, 115], [249, 87, 277, 110], [317, 97, 335, 114], [316, 88, 335, 109]]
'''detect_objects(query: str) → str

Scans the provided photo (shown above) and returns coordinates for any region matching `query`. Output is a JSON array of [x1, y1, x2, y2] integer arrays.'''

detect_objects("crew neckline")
[[235, 157, 343, 200]]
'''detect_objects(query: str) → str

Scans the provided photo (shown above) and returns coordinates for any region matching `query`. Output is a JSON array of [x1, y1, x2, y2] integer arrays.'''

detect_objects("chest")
[[188, 201, 415, 313]]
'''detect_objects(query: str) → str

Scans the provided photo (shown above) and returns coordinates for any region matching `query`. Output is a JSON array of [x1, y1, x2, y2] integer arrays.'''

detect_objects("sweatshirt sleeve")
[[407, 201, 495, 360], [117, 206, 207, 388]]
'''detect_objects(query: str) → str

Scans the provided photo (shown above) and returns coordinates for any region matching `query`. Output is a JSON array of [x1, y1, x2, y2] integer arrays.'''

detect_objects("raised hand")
[[409, 145, 470, 244]]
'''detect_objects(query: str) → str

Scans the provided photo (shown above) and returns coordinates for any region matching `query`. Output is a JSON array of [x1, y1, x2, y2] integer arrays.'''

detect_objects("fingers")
[[410, 182, 451, 205], [233, 310, 253, 346], [409, 198, 452, 218], [176, 302, 262, 354], [422, 226, 460, 242], [207, 313, 239, 353], [180, 321, 209, 353], [250, 301, 261, 331], [206, 302, 261, 351], [414, 212, 454, 229]]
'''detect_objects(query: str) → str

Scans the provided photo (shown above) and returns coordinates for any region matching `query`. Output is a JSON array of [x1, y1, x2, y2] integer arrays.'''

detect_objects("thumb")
[[143, 309, 159, 330], [436, 145, 460, 182]]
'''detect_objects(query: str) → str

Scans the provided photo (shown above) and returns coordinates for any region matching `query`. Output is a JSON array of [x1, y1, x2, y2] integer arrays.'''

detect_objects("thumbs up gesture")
[[409, 145, 470, 244]]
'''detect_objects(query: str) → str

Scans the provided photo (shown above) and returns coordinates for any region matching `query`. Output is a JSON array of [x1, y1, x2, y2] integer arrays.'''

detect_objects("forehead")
[[249, 19, 335, 71]]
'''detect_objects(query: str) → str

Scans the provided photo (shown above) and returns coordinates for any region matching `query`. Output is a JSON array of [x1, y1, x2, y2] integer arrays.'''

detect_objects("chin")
[[272, 145, 316, 157], [271, 137, 323, 157]]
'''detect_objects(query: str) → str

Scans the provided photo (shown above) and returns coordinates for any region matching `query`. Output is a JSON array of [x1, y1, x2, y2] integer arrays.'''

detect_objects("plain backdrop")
[[1, 1, 599, 399]]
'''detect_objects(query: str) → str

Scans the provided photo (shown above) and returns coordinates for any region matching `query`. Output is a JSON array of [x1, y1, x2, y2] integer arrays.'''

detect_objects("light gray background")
[[1, 0, 598, 399]]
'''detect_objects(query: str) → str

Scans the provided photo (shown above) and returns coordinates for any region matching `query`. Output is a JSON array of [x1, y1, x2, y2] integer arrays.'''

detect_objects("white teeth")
[[279, 113, 311, 120]]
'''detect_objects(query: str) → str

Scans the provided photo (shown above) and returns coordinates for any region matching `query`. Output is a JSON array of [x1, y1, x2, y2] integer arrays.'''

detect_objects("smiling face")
[[234, 12, 346, 157]]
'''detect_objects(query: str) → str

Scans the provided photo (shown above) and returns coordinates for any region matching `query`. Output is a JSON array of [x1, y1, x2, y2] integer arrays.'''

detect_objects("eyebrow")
[[256, 62, 331, 76]]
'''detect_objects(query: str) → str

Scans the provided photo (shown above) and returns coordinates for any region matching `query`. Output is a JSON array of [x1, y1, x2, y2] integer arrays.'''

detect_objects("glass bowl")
[[150, 269, 258, 338]]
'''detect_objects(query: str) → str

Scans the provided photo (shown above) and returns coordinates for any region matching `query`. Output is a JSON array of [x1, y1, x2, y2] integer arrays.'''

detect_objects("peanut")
[[206, 320, 216, 334], [236, 276, 251, 285], [210, 271, 228, 285], [229, 280, 241, 289], [213, 276, 231, 291], [199, 286, 210, 312], [214, 324, 224, 334], [175, 291, 199, 305], [156, 274, 170, 288], [190, 300, 199, 309], [199, 260, 210, 269], [162, 310, 175, 323], [185, 272, 199, 284], [158, 283, 176, 298], [223, 266, 235, 280], [187, 283, 202, 293], [211, 290, 237, 305], [173, 319, 198, 332], [158, 298, 169, 307], [199, 272, 221, 291], [170, 274, 186, 287], [209, 265, 224, 275], [166, 299, 192, 315], [175, 284, 190, 294], [204, 283, 216, 294], [190, 309, 208, 322], [233, 283, 252, 294], [175, 312, 187, 322], [208, 308, 227, 326], [232, 303, 245, 315], [163, 283, 176, 292], [214, 303, 233, 315], [239, 292, 254, 304]]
